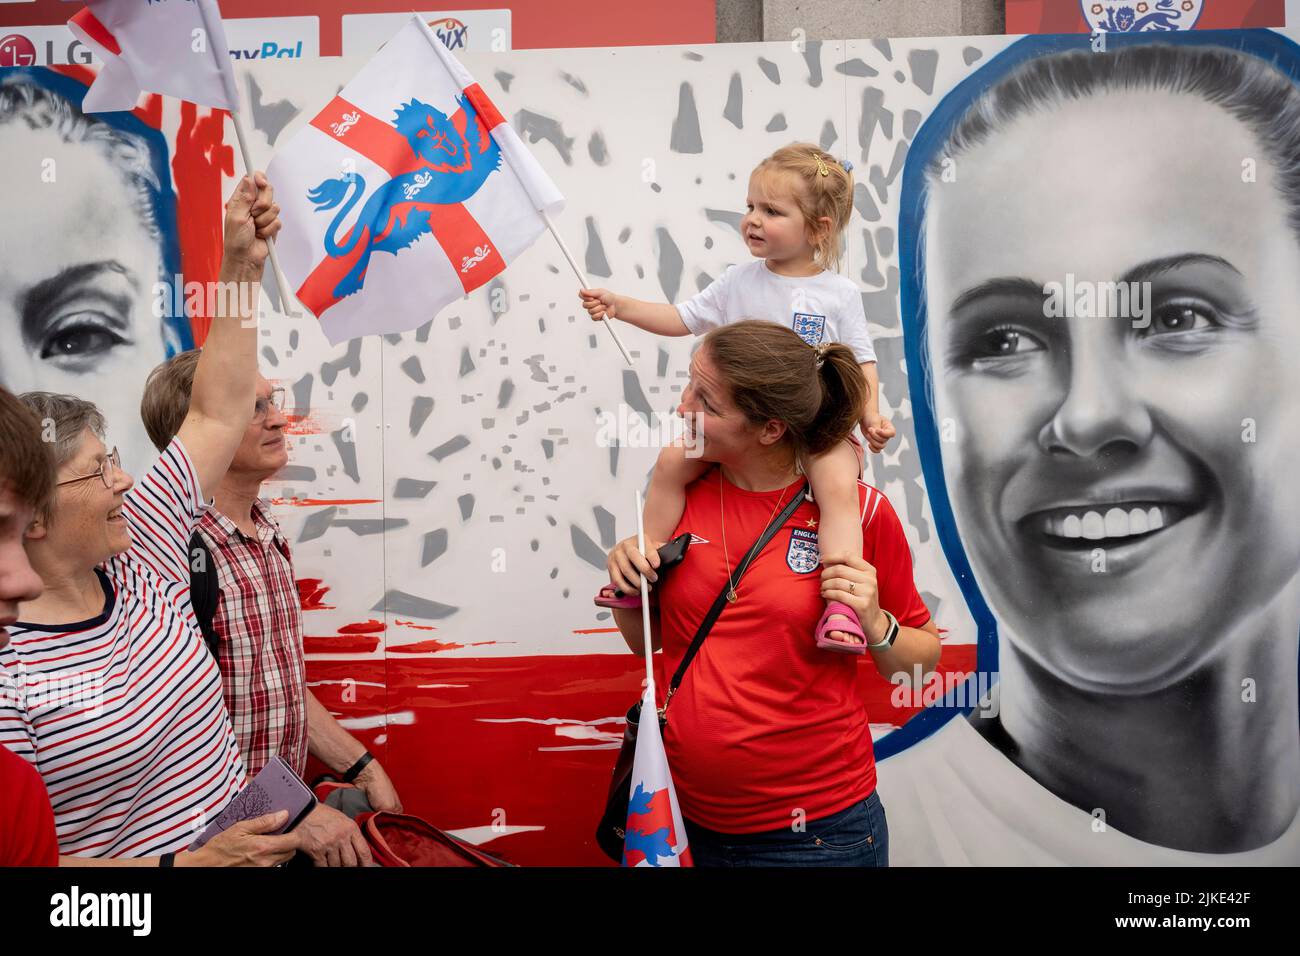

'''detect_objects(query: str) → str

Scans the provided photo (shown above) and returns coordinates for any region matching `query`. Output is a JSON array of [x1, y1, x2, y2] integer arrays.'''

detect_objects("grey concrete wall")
[[718, 0, 1006, 41], [717, 0, 764, 41]]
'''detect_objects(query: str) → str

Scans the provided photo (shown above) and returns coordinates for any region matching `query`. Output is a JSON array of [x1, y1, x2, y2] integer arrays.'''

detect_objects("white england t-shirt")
[[675, 260, 877, 364]]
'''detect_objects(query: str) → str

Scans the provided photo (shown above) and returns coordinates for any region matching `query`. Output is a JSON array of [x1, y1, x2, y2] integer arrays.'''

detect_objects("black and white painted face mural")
[[884, 31, 1300, 864], [0, 68, 189, 476]]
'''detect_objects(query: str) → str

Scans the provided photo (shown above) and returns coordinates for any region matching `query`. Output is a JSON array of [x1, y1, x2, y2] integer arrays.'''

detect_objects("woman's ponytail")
[[807, 342, 866, 456]]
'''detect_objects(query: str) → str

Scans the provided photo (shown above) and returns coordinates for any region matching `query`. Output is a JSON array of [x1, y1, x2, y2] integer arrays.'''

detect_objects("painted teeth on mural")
[[1046, 506, 1167, 540]]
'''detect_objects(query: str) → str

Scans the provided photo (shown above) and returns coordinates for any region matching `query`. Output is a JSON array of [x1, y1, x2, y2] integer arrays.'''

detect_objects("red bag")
[[311, 779, 514, 867], [355, 811, 514, 867]]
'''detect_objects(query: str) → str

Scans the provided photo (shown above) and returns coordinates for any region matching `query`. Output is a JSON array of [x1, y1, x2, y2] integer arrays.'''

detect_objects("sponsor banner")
[[341, 9, 511, 56], [225, 16, 319, 61], [0, 24, 89, 65], [0, 16, 317, 67], [1006, 0, 1284, 33]]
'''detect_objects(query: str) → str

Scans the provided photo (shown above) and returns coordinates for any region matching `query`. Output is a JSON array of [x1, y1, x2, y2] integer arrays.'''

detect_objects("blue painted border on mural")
[[2, 66, 192, 355], [879, 27, 1300, 761]]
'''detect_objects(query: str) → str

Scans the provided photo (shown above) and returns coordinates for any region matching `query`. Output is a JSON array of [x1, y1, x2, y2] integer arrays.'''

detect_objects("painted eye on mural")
[[1146, 301, 1215, 335], [39, 316, 129, 369], [968, 325, 1045, 363]]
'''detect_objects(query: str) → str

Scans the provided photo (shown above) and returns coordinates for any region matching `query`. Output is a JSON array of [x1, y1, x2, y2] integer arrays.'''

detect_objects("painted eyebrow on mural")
[[947, 253, 1247, 314], [20, 260, 138, 347]]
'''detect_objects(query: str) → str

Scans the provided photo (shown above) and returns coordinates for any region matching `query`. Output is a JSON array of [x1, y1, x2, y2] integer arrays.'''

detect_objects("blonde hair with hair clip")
[[754, 142, 854, 271]]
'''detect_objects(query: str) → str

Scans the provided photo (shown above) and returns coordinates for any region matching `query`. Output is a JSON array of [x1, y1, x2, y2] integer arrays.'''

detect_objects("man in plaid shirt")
[[142, 354, 403, 867]]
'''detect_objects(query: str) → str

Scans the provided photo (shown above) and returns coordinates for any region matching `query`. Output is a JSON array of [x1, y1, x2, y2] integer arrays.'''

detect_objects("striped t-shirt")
[[0, 438, 247, 858]]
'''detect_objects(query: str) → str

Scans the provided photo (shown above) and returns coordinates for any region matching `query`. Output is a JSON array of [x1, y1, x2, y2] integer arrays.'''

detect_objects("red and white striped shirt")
[[0, 439, 246, 858], [198, 500, 309, 778]]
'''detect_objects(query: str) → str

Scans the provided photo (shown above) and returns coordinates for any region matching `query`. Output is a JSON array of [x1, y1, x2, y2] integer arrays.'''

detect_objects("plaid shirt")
[[198, 500, 309, 778]]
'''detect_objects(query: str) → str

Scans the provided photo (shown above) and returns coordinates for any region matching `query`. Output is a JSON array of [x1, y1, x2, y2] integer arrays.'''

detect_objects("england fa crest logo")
[[786, 528, 821, 574], [791, 312, 826, 347], [1081, 1, 1203, 32]]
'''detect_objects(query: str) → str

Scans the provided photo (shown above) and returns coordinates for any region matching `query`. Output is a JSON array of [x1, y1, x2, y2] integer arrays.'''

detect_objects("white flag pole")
[[405, 14, 635, 368], [230, 107, 300, 318], [196, 0, 299, 316], [542, 210, 634, 368], [634, 488, 656, 694]]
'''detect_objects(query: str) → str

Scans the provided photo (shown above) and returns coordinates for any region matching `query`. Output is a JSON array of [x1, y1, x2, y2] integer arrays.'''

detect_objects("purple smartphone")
[[189, 755, 317, 849]]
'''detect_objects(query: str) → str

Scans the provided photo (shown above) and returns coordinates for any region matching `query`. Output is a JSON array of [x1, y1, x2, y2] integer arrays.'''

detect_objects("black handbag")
[[595, 482, 810, 863]]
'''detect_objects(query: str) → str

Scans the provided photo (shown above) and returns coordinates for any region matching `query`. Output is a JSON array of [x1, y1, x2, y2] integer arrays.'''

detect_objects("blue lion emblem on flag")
[[787, 528, 821, 574], [791, 312, 827, 347], [308, 94, 503, 304], [1082, 0, 1202, 33]]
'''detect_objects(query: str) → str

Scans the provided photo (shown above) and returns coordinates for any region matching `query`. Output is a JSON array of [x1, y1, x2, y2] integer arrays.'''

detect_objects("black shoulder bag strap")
[[658, 481, 809, 721], [187, 530, 221, 659]]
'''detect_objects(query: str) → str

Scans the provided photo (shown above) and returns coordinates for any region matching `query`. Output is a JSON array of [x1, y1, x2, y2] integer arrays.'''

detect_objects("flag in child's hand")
[[267, 15, 564, 345]]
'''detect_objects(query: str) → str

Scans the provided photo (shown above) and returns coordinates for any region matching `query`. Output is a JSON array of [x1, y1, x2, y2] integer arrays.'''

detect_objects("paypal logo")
[[230, 40, 304, 60]]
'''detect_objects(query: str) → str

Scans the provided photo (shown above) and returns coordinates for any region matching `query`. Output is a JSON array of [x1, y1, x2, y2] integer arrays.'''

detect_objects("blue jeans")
[[682, 790, 889, 867]]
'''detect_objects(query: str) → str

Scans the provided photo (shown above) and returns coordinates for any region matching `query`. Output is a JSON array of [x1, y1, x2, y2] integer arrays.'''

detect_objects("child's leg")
[[804, 439, 865, 645], [644, 442, 710, 544]]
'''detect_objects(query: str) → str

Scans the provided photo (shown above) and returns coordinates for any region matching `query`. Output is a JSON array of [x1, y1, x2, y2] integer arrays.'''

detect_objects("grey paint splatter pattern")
[[515, 110, 575, 164], [655, 227, 684, 302], [373, 590, 458, 619], [724, 73, 743, 129], [670, 83, 703, 154]]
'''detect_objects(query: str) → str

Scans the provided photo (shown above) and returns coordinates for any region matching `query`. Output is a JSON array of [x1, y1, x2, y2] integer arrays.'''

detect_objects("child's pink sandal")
[[594, 584, 647, 609], [815, 601, 867, 655], [592, 533, 692, 610]]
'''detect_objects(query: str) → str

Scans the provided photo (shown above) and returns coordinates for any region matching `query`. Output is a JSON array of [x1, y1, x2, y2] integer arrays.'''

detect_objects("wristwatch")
[[866, 609, 899, 651]]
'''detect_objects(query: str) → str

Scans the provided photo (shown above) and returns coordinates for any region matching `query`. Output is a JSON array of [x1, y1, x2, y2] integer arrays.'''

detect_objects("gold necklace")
[[719, 466, 796, 603]]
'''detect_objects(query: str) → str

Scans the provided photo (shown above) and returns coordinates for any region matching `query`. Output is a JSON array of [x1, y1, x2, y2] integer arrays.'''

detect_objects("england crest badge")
[[1081, 1, 1203, 33], [791, 312, 827, 347], [786, 528, 821, 574]]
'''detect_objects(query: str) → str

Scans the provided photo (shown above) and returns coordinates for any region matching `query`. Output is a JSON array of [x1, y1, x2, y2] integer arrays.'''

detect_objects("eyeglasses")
[[57, 447, 120, 490], [253, 388, 286, 424]]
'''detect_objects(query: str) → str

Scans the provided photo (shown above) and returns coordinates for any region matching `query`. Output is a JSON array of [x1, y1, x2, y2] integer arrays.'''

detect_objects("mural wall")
[[2, 25, 1296, 865]]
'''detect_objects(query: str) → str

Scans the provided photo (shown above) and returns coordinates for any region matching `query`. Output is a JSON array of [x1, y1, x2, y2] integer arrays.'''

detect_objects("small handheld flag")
[[268, 15, 565, 345], [622, 489, 692, 867], [68, 0, 239, 113]]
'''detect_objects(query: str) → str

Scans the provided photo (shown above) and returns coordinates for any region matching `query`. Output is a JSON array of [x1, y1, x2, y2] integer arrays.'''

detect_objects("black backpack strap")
[[187, 530, 221, 659], [659, 481, 809, 719]]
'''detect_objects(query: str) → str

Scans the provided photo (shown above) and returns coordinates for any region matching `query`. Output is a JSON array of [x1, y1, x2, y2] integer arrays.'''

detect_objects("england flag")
[[68, 0, 239, 113], [623, 686, 693, 867], [267, 15, 565, 345]]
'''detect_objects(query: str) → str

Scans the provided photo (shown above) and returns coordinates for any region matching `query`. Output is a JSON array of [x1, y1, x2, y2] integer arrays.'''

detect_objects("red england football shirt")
[[656, 468, 931, 834], [0, 744, 58, 866]]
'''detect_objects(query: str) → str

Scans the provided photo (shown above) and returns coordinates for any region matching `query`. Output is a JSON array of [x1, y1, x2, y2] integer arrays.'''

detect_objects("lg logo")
[[0, 34, 37, 67], [0, 33, 93, 66]]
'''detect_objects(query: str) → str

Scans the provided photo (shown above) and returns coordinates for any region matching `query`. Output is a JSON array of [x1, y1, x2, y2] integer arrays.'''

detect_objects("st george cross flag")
[[68, 0, 239, 113], [267, 15, 565, 345], [622, 686, 692, 867]]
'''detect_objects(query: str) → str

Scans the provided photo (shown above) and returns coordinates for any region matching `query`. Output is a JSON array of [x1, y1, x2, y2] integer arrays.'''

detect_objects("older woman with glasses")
[[0, 173, 301, 866]]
